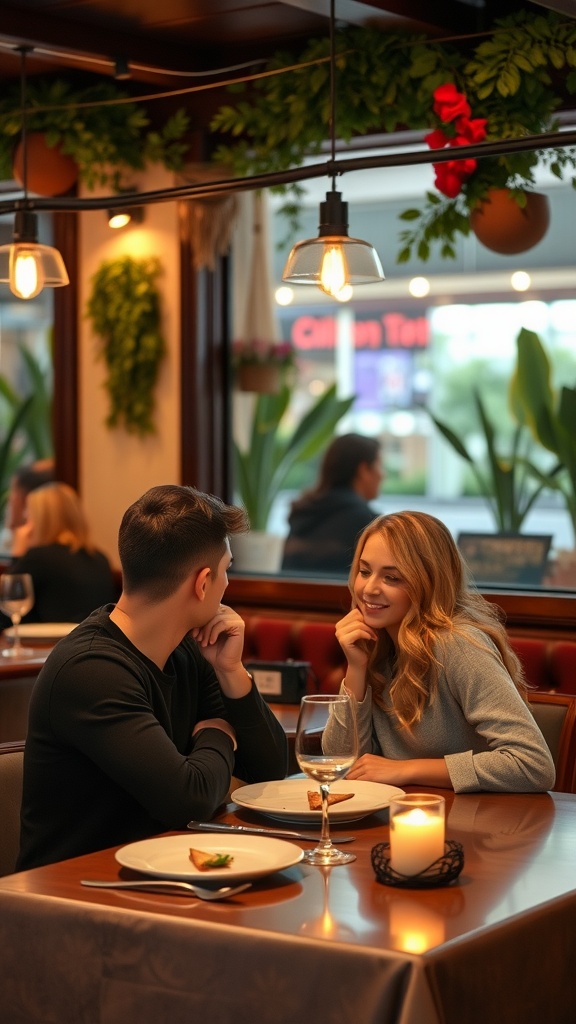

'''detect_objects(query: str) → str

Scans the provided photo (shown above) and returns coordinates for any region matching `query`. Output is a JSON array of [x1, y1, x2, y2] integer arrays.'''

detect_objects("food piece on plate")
[[189, 848, 234, 870], [307, 790, 354, 811]]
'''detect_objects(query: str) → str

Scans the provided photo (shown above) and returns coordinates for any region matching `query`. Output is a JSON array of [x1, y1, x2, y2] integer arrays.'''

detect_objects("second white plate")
[[115, 833, 304, 882], [232, 778, 405, 823], [3, 622, 77, 641]]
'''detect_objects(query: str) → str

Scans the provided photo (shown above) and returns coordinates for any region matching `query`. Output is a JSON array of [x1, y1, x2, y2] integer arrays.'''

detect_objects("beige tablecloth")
[[0, 890, 439, 1024]]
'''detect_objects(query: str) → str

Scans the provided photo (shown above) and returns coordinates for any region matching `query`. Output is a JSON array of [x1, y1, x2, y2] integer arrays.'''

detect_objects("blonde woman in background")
[[1, 483, 117, 626]]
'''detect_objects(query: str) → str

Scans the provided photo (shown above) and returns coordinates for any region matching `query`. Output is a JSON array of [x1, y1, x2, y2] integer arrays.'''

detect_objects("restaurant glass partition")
[[230, 165, 576, 593]]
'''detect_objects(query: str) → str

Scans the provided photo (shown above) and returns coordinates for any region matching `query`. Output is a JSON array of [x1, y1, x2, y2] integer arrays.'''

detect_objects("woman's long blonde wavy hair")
[[348, 511, 527, 729], [25, 483, 95, 553]]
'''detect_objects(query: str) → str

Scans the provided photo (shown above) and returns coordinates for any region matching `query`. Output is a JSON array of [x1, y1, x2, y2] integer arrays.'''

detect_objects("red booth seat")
[[242, 616, 576, 697]]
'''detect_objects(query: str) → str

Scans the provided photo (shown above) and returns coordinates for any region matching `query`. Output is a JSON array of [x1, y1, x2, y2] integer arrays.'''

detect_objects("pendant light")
[[282, 0, 384, 298], [0, 47, 69, 300]]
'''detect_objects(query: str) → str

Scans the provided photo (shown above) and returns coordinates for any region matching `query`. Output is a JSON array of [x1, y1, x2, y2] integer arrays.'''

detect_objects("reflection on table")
[[0, 789, 575, 1024]]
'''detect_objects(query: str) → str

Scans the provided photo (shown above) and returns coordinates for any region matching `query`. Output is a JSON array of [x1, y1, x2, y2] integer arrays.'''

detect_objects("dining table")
[[0, 784, 575, 1024]]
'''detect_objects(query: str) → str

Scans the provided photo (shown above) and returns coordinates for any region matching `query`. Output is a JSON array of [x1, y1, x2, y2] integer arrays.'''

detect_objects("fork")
[[81, 879, 252, 900]]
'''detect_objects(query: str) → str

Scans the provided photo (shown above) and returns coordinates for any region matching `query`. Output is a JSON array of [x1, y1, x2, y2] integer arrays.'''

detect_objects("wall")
[[78, 166, 181, 568]]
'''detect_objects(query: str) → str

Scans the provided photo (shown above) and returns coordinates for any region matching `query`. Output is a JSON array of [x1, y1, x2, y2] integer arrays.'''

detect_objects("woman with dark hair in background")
[[281, 433, 383, 576]]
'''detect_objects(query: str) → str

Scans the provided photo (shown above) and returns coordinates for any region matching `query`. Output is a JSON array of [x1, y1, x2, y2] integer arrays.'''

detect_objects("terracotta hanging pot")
[[470, 189, 550, 255], [12, 132, 79, 196], [236, 363, 282, 394]]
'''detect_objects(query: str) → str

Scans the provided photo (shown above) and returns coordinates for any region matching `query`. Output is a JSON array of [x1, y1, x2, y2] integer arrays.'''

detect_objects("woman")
[[281, 433, 383, 576], [328, 510, 555, 793], [1, 482, 118, 625]]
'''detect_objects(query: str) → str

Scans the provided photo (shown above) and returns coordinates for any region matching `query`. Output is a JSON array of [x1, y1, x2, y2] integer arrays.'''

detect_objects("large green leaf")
[[19, 347, 53, 458], [510, 328, 559, 452], [511, 328, 576, 543]]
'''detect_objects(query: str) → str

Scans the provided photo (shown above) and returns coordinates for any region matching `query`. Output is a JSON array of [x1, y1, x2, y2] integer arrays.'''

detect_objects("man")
[[17, 485, 288, 870]]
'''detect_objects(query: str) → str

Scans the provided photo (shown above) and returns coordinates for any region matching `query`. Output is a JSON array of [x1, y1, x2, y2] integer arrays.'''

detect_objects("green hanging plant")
[[210, 9, 576, 259], [86, 256, 166, 437], [0, 78, 190, 191]]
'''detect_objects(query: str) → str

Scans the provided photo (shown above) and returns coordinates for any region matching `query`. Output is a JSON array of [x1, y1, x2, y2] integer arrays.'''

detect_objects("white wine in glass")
[[295, 692, 358, 866], [0, 573, 35, 659]]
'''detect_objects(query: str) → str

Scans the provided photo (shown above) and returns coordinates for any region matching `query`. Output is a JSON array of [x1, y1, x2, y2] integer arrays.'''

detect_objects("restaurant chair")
[[528, 691, 576, 793], [0, 740, 24, 876]]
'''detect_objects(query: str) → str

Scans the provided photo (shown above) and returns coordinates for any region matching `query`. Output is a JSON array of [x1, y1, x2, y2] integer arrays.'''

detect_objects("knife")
[[187, 820, 355, 843]]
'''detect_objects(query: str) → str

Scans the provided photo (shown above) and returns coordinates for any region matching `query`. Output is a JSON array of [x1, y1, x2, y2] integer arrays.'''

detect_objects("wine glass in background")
[[295, 692, 358, 866], [0, 573, 35, 659]]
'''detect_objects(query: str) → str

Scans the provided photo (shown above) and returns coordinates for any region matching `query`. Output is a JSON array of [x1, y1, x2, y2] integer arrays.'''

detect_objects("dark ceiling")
[[0, 0, 573, 90]]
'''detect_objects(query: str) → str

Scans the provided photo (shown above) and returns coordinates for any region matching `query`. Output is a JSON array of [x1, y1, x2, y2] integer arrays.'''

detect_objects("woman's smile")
[[354, 533, 412, 640]]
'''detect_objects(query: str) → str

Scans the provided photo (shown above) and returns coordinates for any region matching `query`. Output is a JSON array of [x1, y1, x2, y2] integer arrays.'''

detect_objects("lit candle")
[[389, 794, 445, 876]]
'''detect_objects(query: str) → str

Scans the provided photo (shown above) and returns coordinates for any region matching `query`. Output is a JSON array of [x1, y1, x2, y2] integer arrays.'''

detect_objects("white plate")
[[232, 778, 405, 824], [115, 833, 304, 882], [3, 622, 77, 641]]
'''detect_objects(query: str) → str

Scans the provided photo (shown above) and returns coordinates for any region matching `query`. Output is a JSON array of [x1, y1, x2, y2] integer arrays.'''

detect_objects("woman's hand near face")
[[335, 608, 378, 700], [336, 608, 377, 668]]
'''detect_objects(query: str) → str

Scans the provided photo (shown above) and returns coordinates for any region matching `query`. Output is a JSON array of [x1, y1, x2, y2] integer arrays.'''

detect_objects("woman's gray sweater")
[[329, 628, 555, 793]]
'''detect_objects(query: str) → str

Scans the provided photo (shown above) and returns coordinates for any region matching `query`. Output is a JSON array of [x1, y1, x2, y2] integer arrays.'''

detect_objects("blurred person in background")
[[1, 482, 117, 626], [281, 433, 384, 577], [3, 459, 55, 542]]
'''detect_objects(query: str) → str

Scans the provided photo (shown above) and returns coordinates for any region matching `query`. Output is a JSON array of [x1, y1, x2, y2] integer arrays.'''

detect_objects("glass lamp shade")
[[0, 211, 69, 299], [282, 190, 384, 298], [283, 235, 385, 297]]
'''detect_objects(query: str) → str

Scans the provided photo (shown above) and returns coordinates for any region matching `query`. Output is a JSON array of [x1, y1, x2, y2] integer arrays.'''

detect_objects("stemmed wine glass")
[[295, 692, 358, 866], [0, 573, 35, 659]]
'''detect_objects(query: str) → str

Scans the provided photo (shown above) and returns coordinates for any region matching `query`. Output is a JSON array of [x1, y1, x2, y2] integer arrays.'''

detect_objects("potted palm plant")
[[429, 389, 554, 534], [232, 382, 354, 571], [0, 345, 54, 518]]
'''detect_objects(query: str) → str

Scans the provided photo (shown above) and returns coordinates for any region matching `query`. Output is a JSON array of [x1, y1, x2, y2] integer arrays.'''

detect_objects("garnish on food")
[[189, 848, 234, 871]]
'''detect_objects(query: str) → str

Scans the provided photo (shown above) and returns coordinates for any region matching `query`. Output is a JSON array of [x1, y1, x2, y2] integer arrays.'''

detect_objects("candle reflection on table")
[[388, 895, 446, 953]]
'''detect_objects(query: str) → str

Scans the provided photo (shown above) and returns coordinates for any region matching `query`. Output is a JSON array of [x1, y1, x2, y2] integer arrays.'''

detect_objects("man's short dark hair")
[[119, 485, 249, 601]]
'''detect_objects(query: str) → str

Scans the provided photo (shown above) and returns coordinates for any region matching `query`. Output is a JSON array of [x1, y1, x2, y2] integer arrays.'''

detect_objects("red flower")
[[433, 83, 471, 123], [433, 157, 477, 198], [455, 116, 488, 144], [424, 127, 450, 150]]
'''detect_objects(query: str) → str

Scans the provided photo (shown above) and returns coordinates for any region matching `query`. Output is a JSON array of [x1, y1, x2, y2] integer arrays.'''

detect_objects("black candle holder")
[[371, 839, 464, 889]]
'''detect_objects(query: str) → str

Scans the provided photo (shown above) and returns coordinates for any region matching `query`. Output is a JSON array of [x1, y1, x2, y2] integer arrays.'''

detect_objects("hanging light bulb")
[[0, 46, 69, 300], [320, 243, 347, 297], [283, 189, 383, 296], [0, 210, 69, 299], [282, 0, 384, 295]]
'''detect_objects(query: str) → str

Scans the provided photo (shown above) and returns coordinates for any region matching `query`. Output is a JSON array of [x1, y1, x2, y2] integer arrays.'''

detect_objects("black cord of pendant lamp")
[[281, 0, 384, 298]]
